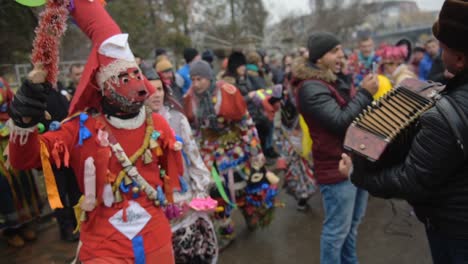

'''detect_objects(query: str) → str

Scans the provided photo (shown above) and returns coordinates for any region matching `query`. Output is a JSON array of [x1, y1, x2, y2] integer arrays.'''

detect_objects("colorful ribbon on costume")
[[211, 166, 236, 208], [78, 113, 92, 146], [132, 235, 146, 264]]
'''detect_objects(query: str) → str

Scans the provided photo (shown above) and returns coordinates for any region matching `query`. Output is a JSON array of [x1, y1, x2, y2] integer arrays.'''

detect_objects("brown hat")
[[432, 0, 468, 53], [156, 59, 173, 73]]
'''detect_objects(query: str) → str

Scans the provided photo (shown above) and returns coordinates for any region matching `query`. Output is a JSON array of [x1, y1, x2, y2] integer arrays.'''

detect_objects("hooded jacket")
[[293, 58, 373, 184]]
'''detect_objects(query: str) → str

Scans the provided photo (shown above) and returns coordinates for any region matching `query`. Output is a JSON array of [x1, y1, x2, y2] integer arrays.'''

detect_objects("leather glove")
[[9, 79, 50, 128]]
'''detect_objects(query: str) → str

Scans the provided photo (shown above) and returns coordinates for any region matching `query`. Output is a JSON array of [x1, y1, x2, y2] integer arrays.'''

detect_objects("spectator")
[[62, 63, 84, 101], [177, 48, 200, 95], [202, 49, 215, 68], [410, 46, 426, 74], [156, 59, 184, 103], [348, 35, 381, 86], [293, 32, 378, 264], [418, 38, 441, 80], [377, 44, 417, 86]]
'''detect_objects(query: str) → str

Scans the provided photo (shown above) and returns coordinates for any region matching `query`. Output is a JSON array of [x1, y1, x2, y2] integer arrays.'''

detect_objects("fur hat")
[[227, 51, 247, 75], [433, 0, 468, 53], [156, 59, 173, 73]]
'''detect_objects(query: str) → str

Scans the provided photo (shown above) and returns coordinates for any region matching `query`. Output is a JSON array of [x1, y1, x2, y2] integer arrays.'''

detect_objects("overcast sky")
[[263, 0, 445, 24]]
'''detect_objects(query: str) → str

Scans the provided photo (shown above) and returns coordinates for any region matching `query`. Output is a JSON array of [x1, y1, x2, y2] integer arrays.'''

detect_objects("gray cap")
[[190, 60, 213, 80]]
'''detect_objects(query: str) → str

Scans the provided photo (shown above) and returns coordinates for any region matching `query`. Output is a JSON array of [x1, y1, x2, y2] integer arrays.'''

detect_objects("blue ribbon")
[[157, 185, 166, 205], [132, 235, 146, 264], [78, 113, 91, 146], [120, 182, 130, 193], [218, 155, 248, 172], [175, 135, 191, 166], [178, 176, 188, 193]]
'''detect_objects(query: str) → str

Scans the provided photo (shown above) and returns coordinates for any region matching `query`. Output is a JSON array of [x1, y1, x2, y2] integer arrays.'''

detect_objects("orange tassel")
[[40, 141, 64, 209], [163, 176, 174, 203], [153, 146, 163, 157]]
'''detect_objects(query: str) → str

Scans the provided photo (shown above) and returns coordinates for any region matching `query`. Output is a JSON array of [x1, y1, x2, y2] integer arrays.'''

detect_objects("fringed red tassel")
[[31, 0, 70, 85]]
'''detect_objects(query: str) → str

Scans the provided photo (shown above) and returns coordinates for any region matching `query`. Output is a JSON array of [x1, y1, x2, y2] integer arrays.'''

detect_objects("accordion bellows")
[[344, 78, 445, 162]]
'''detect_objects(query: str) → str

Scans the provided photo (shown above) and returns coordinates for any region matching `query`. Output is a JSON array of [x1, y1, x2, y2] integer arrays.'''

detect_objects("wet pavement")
[[0, 191, 431, 264]]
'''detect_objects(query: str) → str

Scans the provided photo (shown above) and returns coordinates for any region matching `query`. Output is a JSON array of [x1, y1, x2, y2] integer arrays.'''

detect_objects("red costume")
[[8, 0, 182, 262]]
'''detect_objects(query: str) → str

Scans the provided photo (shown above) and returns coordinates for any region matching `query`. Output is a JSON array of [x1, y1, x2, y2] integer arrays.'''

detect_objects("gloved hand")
[[9, 79, 50, 128]]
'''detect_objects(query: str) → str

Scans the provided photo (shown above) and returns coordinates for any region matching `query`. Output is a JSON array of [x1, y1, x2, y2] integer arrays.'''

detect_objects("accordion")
[[344, 78, 445, 163]]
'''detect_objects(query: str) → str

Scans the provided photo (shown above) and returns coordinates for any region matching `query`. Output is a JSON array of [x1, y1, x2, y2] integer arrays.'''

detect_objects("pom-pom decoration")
[[30, 0, 70, 85]]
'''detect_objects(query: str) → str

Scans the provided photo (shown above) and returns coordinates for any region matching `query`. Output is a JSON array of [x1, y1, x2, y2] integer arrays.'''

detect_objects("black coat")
[[428, 55, 447, 84], [351, 73, 468, 238]]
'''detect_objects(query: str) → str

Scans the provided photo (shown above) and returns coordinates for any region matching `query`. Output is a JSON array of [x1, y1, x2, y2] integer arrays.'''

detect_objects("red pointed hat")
[[68, 0, 139, 114]]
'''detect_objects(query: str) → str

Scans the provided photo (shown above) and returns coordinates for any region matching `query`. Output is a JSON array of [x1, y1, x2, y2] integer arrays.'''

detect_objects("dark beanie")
[[433, 0, 468, 53], [190, 60, 213, 80], [307, 32, 341, 63], [183, 48, 199, 63], [202, 49, 215, 63], [227, 51, 247, 75], [154, 48, 167, 58]]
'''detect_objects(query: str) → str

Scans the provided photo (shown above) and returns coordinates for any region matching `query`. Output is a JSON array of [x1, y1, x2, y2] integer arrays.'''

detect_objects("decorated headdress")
[[376, 44, 408, 64], [68, 0, 141, 114]]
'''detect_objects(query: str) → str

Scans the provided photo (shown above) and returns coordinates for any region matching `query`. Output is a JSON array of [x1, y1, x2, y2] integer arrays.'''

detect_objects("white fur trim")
[[105, 107, 146, 130]]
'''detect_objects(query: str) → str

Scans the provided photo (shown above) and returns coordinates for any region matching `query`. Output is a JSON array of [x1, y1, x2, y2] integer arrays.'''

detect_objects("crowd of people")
[[1, 0, 467, 263]]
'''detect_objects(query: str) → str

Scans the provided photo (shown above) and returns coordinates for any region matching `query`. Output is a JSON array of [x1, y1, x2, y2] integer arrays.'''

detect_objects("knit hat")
[[307, 32, 341, 63], [202, 49, 215, 63], [140, 62, 159, 81], [156, 59, 173, 73], [154, 48, 167, 58], [190, 60, 213, 80], [432, 0, 468, 53], [227, 51, 247, 75], [183, 48, 199, 63]]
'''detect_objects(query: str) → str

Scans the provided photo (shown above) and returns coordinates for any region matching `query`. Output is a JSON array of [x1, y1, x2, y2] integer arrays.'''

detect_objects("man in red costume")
[[8, 1, 182, 263]]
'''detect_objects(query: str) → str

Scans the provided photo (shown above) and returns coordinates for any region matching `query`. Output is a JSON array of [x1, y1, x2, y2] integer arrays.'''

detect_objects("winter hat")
[[246, 51, 261, 65], [202, 49, 215, 63], [190, 60, 213, 80], [227, 51, 247, 74], [183, 48, 199, 63], [432, 0, 468, 53], [155, 48, 167, 58], [307, 32, 341, 63], [140, 62, 159, 81], [156, 59, 173, 73]]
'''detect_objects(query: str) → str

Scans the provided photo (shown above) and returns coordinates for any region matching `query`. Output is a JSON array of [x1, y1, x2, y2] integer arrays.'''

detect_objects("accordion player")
[[344, 78, 445, 167]]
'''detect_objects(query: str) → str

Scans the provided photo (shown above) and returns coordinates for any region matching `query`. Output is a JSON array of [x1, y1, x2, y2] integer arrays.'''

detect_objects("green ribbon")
[[211, 166, 237, 208]]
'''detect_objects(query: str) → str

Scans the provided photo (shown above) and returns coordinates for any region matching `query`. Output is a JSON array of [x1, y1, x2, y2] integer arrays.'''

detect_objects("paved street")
[[0, 190, 431, 264]]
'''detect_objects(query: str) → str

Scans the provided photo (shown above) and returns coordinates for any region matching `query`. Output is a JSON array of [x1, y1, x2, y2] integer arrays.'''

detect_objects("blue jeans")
[[319, 180, 368, 264], [426, 228, 468, 264]]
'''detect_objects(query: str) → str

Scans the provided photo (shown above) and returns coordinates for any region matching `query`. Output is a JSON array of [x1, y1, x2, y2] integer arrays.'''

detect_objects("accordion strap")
[[436, 96, 468, 159]]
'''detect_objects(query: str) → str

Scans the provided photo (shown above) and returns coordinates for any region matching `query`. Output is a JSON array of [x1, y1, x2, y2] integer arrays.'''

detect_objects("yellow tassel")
[[80, 211, 87, 222], [124, 176, 132, 186], [114, 190, 123, 203], [73, 196, 84, 234]]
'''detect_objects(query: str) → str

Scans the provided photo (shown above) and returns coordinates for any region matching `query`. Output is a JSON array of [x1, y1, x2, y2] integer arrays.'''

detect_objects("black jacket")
[[351, 73, 468, 238], [293, 58, 373, 184], [428, 54, 447, 84]]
